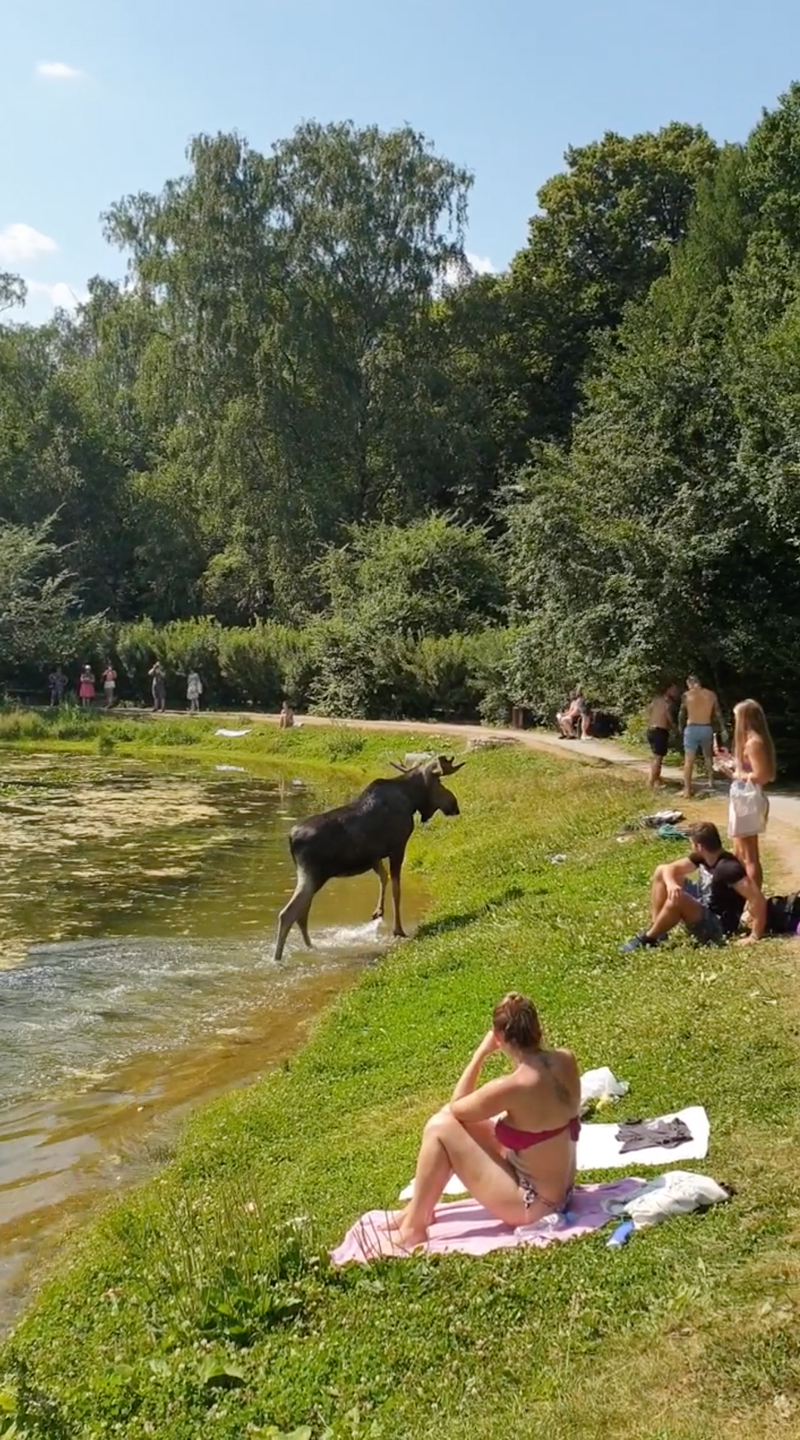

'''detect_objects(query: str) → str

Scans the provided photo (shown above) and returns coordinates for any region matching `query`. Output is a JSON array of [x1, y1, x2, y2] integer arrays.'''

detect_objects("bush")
[[2, 620, 524, 726], [115, 617, 226, 706], [308, 624, 518, 722], [218, 625, 315, 710], [114, 619, 315, 711]]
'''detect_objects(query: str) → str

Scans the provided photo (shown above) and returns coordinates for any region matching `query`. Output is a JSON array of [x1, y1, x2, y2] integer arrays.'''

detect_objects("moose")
[[273, 754, 465, 961]]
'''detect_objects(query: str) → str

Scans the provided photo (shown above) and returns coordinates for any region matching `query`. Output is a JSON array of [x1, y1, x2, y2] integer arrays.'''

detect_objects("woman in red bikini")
[[383, 993, 581, 1251]]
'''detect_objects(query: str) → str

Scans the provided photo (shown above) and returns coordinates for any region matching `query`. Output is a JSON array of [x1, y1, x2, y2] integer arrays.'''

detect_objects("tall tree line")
[[4, 89, 800, 745]]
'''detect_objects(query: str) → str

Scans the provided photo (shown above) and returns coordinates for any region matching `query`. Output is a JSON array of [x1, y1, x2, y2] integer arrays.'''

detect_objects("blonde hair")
[[733, 699, 776, 783]]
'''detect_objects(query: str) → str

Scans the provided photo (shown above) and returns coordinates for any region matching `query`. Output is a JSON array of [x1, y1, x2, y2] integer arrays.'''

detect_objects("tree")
[[103, 123, 473, 617], [507, 123, 719, 438], [319, 513, 505, 637], [0, 520, 86, 667], [0, 272, 26, 314], [504, 118, 800, 741]]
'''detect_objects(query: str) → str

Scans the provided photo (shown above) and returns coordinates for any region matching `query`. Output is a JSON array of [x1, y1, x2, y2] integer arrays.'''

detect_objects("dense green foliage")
[[6, 90, 800, 742], [2, 729, 799, 1438]]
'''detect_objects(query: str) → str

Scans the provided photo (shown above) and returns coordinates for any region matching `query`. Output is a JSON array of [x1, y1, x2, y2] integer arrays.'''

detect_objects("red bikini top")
[[494, 1114, 581, 1152]]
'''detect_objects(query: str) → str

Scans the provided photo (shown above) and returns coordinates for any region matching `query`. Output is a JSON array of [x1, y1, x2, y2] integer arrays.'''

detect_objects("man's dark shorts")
[[647, 726, 669, 758], [682, 880, 726, 944]]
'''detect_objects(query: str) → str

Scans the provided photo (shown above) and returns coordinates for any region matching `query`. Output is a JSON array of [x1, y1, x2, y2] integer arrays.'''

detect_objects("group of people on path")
[[646, 678, 775, 882], [52, 663, 119, 709], [646, 675, 729, 797], [624, 677, 778, 953], [48, 662, 204, 713]]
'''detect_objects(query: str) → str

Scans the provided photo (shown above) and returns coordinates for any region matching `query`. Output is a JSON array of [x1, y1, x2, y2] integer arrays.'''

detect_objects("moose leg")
[[275, 873, 317, 960], [389, 851, 407, 938], [372, 859, 388, 921]]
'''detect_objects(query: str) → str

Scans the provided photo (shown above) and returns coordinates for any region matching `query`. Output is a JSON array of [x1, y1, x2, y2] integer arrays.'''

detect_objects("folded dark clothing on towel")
[[615, 1117, 693, 1153]]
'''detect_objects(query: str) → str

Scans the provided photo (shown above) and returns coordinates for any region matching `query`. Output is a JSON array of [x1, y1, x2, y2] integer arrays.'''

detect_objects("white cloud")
[[36, 61, 85, 81], [465, 251, 496, 275], [0, 222, 58, 264], [25, 279, 88, 312], [441, 251, 497, 292]]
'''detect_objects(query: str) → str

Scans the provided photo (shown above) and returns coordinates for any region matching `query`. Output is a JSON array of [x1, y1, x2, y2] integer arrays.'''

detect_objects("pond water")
[[0, 753, 425, 1326]]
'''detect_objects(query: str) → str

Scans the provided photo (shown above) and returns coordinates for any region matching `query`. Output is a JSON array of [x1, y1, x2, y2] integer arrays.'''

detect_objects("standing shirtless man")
[[678, 675, 726, 798], [646, 683, 679, 788]]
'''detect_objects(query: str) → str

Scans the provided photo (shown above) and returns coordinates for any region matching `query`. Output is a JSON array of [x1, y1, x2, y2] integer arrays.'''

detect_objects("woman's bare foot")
[[392, 1220, 429, 1251], [376, 1207, 429, 1250]]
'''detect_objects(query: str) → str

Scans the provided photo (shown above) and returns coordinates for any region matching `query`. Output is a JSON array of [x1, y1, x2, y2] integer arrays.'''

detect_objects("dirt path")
[[131, 707, 800, 887]]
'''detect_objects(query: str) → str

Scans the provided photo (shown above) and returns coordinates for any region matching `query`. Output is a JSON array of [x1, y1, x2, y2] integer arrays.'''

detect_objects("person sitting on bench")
[[621, 821, 766, 951]]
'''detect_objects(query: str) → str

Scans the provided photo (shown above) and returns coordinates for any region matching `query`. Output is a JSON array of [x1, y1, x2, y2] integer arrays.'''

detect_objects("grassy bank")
[[2, 725, 800, 1439], [0, 706, 391, 773]]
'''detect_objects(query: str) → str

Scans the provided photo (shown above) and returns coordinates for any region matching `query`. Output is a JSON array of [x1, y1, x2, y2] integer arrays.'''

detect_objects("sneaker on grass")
[[620, 932, 665, 953]]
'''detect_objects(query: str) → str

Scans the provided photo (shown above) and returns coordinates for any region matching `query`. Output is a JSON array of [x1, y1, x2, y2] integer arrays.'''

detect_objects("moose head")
[[389, 754, 466, 822]]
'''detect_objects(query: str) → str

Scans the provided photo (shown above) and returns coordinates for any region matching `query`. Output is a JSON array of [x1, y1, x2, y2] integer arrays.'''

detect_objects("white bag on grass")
[[580, 1067, 629, 1113], [605, 1170, 730, 1230]]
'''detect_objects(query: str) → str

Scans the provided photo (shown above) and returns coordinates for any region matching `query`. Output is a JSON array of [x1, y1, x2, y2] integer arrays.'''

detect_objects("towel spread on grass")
[[578, 1106, 709, 1171], [330, 1179, 644, 1265], [398, 1107, 710, 1201]]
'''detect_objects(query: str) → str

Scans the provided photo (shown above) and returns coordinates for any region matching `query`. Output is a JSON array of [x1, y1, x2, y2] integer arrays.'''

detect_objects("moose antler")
[[389, 760, 410, 773], [436, 754, 466, 775]]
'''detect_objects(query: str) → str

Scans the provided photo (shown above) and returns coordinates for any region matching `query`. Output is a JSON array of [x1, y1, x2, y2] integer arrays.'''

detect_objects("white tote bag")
[[728, 779, 767, 838]]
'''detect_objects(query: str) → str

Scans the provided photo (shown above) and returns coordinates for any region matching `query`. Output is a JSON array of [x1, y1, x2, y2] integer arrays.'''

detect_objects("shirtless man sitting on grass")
[[679, 676, 727, 798], [621, 821, 766, 952]]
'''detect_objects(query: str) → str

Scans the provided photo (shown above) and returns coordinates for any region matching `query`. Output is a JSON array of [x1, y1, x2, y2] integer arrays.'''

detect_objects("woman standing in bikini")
[[715, 700, 776, 889], [382, 993, 580, 1251]]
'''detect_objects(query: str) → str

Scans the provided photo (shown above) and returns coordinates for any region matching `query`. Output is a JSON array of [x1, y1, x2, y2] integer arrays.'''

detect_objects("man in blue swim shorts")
[[678, 675, 726, 798]]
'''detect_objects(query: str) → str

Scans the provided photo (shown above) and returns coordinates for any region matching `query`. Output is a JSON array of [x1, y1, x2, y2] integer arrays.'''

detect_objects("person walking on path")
[[186, 669, 203, 713], [101, 661, 117, 710], [646, 683, 680, 788], [678, 676, 726, 798], [48, 666, 67, 707], [78, 665, 96, 709], [148, 661, 167, 713], [714, 700, 776, 890]]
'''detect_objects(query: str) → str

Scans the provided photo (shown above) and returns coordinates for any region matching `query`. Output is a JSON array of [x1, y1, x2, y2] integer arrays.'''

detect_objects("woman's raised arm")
[[450, 1030, 499, 1102]]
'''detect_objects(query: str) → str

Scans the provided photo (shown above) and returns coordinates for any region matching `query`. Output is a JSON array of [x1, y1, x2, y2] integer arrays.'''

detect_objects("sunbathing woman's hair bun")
[[492, 993, 542, 1050]]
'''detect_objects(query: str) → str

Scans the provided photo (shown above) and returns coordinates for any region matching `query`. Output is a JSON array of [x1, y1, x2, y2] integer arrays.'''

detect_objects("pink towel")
[[330, 1179, 643, 1265]]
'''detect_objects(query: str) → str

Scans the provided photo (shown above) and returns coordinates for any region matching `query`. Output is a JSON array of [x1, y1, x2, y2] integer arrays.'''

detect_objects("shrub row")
[[3, 618, 523, 723]]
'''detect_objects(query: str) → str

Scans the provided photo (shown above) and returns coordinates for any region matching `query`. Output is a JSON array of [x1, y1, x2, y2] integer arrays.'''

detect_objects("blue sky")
[[2, 0, 798, 323]]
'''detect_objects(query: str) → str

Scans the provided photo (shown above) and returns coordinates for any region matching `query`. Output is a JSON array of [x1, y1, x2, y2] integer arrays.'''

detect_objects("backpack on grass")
[[765, 892, 800, 935]]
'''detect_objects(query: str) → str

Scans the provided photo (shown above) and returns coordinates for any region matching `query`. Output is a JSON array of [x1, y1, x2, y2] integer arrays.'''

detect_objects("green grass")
[[2, 733, 800, 1439], [0, 707, 373, 773]]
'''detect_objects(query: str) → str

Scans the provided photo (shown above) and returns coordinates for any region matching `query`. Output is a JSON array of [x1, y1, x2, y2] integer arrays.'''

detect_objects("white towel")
[[399, 1106, 710, 1201], [576, 1105, 709, 1172], [214, 728, 250, 738]]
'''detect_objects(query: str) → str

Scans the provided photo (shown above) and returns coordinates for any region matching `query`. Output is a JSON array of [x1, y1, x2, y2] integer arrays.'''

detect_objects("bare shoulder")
[[548, 1047, 579, 1079], [510, 1063, 541, 1091]]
